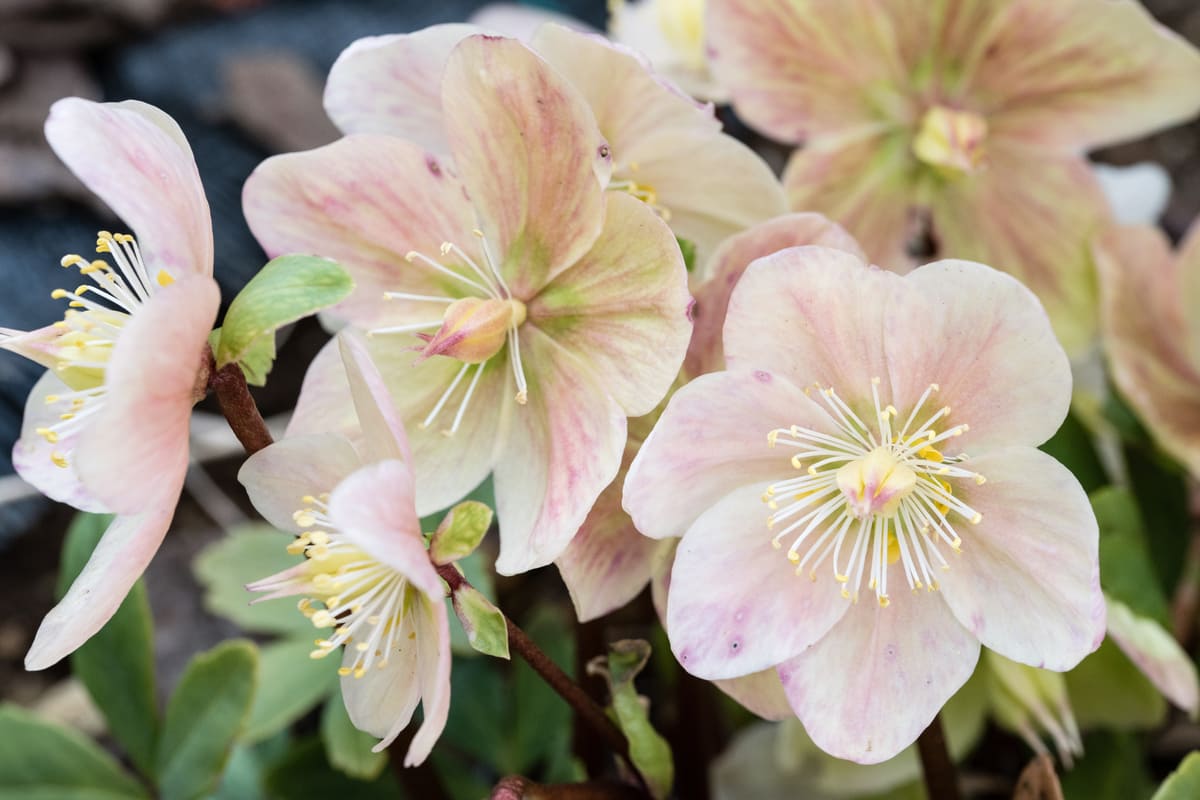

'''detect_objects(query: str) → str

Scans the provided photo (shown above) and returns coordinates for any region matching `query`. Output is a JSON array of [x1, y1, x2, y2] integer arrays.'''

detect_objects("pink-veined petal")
[[288, 338, 358, 439], [492, 327, 626, 574], [687, 213, 864, 377], [722, 246, 896, 412], [239, 433, 363, 532], [328, 460, 441, 600], [26, 505, 178, 670], [343, 610, 421, 747], [338, 332, 411, 465], [1105, 596, 1199, 717], [929, 147, 1110, 356], [243, 135, 482, 330], [624, 369, 838, 540], [528, 192, 690, 417], [782, 136, 917, 273], [324, 25, 483, 150], [1095, 225, 1200, 477], [667, 483, 850, 680], [884, 259, 1071, 453], [12, 372, 107, 513], [938, 447, 1105, 671], [974, 0, 1200, 151], [714, 669, 794, 721], [74, 275, 219, 515], [44, 98, 212, 278], [402, 593, 452, 765], [777, 587, 980, 764], [441, 35, 610, 297]]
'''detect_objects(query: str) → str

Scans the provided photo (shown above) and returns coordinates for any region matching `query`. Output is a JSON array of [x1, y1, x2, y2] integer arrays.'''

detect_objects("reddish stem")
[[210, 361, 273, 455], [916, 713, 961, 800], [491, 775, 645, 800]]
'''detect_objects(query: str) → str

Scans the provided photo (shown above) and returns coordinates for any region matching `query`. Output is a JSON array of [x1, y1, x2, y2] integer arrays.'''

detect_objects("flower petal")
[[782, 136, 917, 273], [714, 669, 793, 721], [328, 459, 442, 600], [777, 588, 980, 764], [624, 369, 837, 540], [528, 191, 690, 417], [722, 246, 895, 404], [492, 326, 626, 574], [975, 0, 1200, 151], [402, 593, 452, 766], [884, 259, 1071, 453], [343, 611, 421, 745], [666, 483, 851, 680], [243, 135, 481, 330], [1105, 596, 1198, 716], [687, 213, 864, 377], [12, 372, 108, 513], [26, 506, 177, 670], [1095, 225, 1200, 477], [288, 338, 358, 439], [239, 432, 363, 533], [938, 447, 1105, 671], [324, 25, 482, 150], [338, 332, 411, 466], [441, 34, 610, 297], [928, 147, 1110, 356], [74, 274, 219, 515], [44, 98, 212, 278]]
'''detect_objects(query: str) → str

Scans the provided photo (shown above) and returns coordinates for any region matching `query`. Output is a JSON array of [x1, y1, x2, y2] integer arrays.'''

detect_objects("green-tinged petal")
[[929, 146, 1109, 356], [529, 192, 690, 417], [1105, 597, 1198, 717], [1095, 225, 1200, 477], [441, 35, 610, 297], [243, 135, 482, 329], [975, 0, 1200, 151]]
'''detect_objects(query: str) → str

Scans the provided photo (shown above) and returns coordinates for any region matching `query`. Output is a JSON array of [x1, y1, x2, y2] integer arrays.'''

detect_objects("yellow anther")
[[918, 446, 944, 463], [354, 667, 366, 678], [355, 642, 370, 652], [970, 513, 982, 525], [974, 474, 987, 485], [44, 395, 59, 404], [309, 530, 329, 546], [767, 430, 778, 447], [338, 667, 352, 676], [311, 610, 334, 628], [60, 254, 85, 268], [879, 595, 890, 608], [50, 452, 69, 469], [439, 242, 453, 256], [404, 251, 419, 262], [51, 289, 69, 300], [791, 454, 804, 469], [841, 587, 851, 599], [835, 573, 849, 583], [35, 427, 59, 444], [787, 551, 800, 564], [155, 270, 174, 287]]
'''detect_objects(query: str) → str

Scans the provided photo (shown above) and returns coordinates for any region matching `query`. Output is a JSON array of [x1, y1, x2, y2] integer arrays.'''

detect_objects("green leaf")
[[242, 638, 339, 744], [59, 513, 158, 778], [1060, 732, 1153, 800], [0, 704, 147, 799], [1153, 752, 1200, 800], [1066, 637, 1166, 730], [1091, 487, 1171, 627], [264, 737, 401, 800], [209, 327, 276, 387], [321, 696, 388, 781], [1040, 411, 1108, 493], [676, 237, 697, 272], [1124, 443, 1190, 593], [156, 640, 258, 800], [449, 583, 509, 659], [429, 501, 493, 565], [587, 640, 674, 800], [194, 524, 312, 635], [216, 254, 353, 370]]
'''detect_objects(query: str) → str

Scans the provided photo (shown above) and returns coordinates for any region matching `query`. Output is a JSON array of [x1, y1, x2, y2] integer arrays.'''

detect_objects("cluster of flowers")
[[4, 0, 1200, 774]]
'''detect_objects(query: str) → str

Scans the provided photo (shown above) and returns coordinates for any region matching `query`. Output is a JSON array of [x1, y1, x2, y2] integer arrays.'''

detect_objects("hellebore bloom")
[[0, 98, 220, 670], [607, 0, 725, 103], [240, 335, 450, 765], [244, 35, 691, 575], [708, 0, 1200, 354], [1094, 224, 1200, 478], [624, 246, 1105, 762], [321, 21, 784, 268]]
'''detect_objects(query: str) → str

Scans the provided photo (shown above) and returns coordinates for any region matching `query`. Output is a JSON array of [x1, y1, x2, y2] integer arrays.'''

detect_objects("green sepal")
[[449, 582, 510, 660], [429, 501, 493, 565]]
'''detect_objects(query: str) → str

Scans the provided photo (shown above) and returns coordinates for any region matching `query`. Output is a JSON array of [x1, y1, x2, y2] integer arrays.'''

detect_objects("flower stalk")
[[915, 713, 961, 800], [209, 358, 274, 455]]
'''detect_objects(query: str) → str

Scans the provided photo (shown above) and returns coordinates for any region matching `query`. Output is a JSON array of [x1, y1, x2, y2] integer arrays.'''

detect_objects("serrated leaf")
[[430, 501, 493, 565], [588, 640, 673, 799], [156, 640, 258, 800], [216, 255, 352, 370], [0, 704, 147, 799], [194, 524, 312, 635], [242, 638, 339, 744], [1091, 487, 1171, 627], [59, 513, 158, 778], [320, 696, 388, 781], [264, 737, 399, 799], [450, 584, 509, 659], [1153, 752, 1200, 800]]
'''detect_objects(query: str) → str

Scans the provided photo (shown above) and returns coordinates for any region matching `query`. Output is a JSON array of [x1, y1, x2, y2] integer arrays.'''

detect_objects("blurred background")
[[0, 1, 1198, 797]]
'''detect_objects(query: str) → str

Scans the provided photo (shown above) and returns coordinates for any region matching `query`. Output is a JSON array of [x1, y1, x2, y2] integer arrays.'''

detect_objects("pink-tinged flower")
[[0, 98, 219, 670], [624, 246, 1105, 763], [607, 0, 725, 103], [244, 35, 691, 575], [240, 334, 450, 765], [1094, 224, 1200, 477], [321, 22, 783, 269], [708, 0, 1200, 355]]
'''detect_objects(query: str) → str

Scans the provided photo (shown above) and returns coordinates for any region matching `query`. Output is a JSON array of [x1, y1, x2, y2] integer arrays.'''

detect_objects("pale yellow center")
[[912, 105, 988, 175]]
